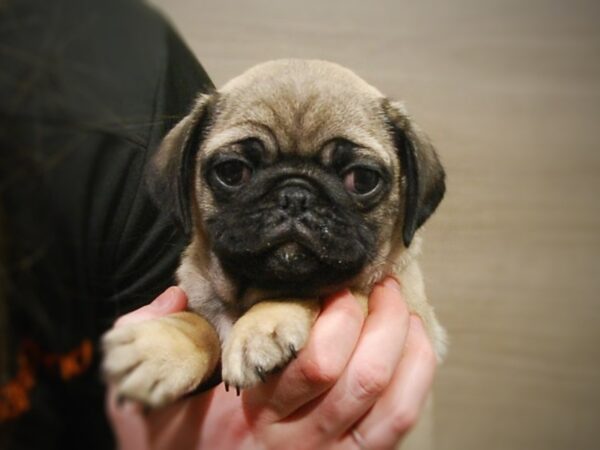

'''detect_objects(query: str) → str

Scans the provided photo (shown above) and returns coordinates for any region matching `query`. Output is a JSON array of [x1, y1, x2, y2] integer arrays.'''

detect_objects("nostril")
[[279, 193, 290, 209], [278, 186, 313, 215]]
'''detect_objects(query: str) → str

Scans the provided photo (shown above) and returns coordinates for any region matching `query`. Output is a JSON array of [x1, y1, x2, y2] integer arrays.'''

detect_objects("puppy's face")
[[152, 60, 445, 298]]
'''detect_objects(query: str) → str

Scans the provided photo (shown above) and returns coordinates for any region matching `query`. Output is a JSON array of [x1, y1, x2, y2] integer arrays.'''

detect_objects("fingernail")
[[383, 277, 402, 292], [152, 287, 178, 310], [410, 314, 424, 330]]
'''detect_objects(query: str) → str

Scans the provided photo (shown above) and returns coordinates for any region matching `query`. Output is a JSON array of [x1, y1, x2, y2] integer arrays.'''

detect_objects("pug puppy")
[[102, 59, 447, 408]]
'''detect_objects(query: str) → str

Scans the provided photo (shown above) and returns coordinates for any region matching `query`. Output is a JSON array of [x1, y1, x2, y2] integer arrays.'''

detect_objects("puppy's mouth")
[[259, 221, 319, 254], [243, 240, 342, 296], [257, 223, 320, 272], [268, 242, 316, 275], [212, 219, 370, 295], [245, 223, 327, 284]]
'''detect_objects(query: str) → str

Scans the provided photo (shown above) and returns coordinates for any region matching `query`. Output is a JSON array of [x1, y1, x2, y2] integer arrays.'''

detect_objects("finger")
[[347, 315, 437, 450], [105, 387, 149, 450], [115, 287, 187, 327], [294, 278, 410, 443], [244, 289, 365, 422]]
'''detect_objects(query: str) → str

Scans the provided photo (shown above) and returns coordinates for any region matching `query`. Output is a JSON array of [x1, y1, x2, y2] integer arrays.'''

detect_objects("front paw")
[[221, 300, 318, 391], [102, 312, 220, 408]]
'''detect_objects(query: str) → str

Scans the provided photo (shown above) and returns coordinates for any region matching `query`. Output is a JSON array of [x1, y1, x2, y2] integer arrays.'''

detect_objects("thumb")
[[114, 287, 188, 327]]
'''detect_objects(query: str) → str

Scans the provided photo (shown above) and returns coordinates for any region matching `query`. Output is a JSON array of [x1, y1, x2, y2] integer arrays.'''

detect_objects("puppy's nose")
[[278, 184, 315, 216]]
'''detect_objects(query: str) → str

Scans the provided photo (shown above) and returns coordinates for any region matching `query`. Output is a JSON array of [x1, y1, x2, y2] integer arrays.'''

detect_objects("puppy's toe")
[[222, 326, 302, 391], [221, 301, 317, 390], [102, 325, 136, 348], [102, 346, 142, 377], [117, 362, 160, 402]]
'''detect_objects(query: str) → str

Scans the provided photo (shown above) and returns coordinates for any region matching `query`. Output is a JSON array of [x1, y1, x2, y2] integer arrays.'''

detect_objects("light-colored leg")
[[221, 299, 319, 390], [102, 312, 220, 408]]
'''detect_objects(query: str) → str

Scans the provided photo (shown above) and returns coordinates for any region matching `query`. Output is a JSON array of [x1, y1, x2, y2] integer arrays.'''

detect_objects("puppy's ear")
[[148, 94, 217, 235], [383, 99, 446, 247]]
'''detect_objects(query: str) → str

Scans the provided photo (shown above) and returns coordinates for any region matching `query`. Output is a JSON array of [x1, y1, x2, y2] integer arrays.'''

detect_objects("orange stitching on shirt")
[[0, 339, 94, 422]]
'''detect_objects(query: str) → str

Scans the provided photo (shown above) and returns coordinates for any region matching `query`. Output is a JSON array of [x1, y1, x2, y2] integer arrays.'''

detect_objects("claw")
[[224, 382, 229, 392], [235, 386, 240, 396], [116, 395, 126, 407], [255, 366, 266, 383], [289, 344, 297, 359]]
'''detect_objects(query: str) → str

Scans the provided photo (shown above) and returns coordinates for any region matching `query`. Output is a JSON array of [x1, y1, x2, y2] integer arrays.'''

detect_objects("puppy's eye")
[[343, 167, 380, 195], [213, 160, 252, 187]]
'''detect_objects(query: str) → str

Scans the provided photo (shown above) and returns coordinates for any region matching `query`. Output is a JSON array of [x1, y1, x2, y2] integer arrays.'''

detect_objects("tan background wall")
[[149, 1, 600, 448]]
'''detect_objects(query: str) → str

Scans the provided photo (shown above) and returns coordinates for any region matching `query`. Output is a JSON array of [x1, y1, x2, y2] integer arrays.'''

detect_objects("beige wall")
[[149, 1, 600, 448]]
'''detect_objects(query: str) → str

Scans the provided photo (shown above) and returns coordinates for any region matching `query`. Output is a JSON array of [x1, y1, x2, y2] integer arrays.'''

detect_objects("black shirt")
[[0, 0, 213, 447]]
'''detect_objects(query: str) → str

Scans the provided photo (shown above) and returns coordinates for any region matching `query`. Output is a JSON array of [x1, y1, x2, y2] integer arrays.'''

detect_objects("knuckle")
[[351, 363, 391, 400], [313, 400, 343, 436], [298, 356, 342, 387], [390, 406, 419, 435]]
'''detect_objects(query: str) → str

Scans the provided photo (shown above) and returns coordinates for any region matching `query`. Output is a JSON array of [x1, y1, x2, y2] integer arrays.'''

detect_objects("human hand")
[[106, 279, 437, 450], [105, 287, 189, 449]]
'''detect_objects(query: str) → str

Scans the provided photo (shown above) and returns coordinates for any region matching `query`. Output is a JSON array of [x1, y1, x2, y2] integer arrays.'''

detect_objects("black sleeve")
[[0, 0, 213, 448]]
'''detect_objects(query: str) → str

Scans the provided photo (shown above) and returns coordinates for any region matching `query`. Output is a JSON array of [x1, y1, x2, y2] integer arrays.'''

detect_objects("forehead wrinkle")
[[236, 120, 279, 151], [261, 93, 311, 155], [256, 100, 294, 155], [233, 97, 299, 154], [300, 103, 391, 163], [203, 121, 277, 156], [276, 92, 363, 156], [215, 73, 390, 161], [288, 92, 321, 153], [222, 98, 286, 132]]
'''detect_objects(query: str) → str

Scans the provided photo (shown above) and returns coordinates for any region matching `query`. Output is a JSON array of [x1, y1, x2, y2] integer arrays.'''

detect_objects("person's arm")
[[106, 278, 436, 450]]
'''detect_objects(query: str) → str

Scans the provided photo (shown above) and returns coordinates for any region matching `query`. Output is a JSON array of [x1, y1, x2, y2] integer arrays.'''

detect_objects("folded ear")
[[147, 94, 217, 235], [382, 99, 446, 248]]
